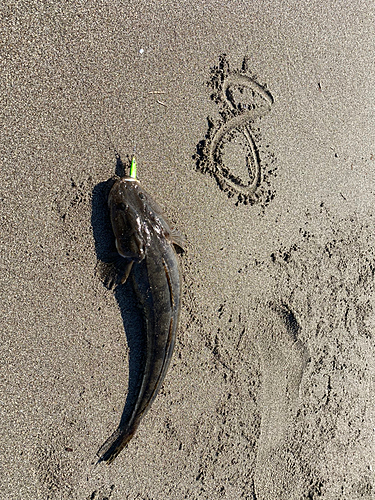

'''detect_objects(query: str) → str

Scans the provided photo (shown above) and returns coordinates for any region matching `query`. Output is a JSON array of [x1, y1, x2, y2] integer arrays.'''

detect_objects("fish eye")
[[117, 202, 127, 210], [138, 193, 145, 200]]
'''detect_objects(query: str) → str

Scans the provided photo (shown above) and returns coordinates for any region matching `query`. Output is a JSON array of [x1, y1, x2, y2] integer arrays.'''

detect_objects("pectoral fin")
[[120, 260, 134, 284], [170, 228, 186, 252]]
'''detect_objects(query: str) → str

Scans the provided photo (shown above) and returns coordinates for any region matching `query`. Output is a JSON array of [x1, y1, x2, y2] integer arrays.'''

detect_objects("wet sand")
[[1, 1, 375, 498]]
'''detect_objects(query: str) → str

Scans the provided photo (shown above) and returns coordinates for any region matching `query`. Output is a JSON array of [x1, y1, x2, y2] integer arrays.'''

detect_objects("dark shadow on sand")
[[91, 157, 146, 457]]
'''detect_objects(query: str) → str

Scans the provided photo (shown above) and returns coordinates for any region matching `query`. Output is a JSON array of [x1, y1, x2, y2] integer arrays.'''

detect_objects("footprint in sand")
[[250, 302, 309, 499], [196, 55, 276, 205]]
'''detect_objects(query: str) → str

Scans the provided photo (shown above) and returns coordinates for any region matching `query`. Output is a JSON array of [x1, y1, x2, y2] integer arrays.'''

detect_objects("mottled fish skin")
[[97, 176, 183, 464]]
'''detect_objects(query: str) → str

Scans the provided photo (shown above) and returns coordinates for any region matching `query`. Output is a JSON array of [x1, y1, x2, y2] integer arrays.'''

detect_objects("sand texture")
[[1, 1, 375, 498]]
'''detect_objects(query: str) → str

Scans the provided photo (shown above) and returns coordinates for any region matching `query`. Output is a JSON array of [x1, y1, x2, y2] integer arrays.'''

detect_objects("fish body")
[[98, 176, 183, 464]]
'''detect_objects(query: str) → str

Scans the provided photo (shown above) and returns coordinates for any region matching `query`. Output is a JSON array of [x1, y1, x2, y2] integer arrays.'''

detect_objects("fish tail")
[[97, 423, 139, 465]]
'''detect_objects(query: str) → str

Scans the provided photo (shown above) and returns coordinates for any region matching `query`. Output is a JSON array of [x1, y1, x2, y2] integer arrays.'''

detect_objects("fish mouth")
[[121, 177, 140, 183]]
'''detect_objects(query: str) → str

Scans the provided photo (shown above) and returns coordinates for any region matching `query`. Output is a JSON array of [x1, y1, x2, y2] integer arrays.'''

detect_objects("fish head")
[[108, 178, 151, 262]]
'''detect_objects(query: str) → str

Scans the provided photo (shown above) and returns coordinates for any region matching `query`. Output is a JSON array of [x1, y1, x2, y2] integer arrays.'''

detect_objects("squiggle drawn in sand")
[[196, 55, 276, 205]]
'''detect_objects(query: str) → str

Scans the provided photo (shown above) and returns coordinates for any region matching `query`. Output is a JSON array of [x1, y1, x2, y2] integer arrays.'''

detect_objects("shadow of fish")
[[97, 171, 184, 464]]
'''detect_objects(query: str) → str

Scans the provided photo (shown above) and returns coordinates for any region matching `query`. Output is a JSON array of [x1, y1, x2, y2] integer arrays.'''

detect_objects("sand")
[[1, 1, 375, 498]]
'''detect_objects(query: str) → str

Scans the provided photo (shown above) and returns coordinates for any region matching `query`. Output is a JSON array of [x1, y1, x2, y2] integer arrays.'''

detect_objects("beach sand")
[[1, 1, 375, 498]]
